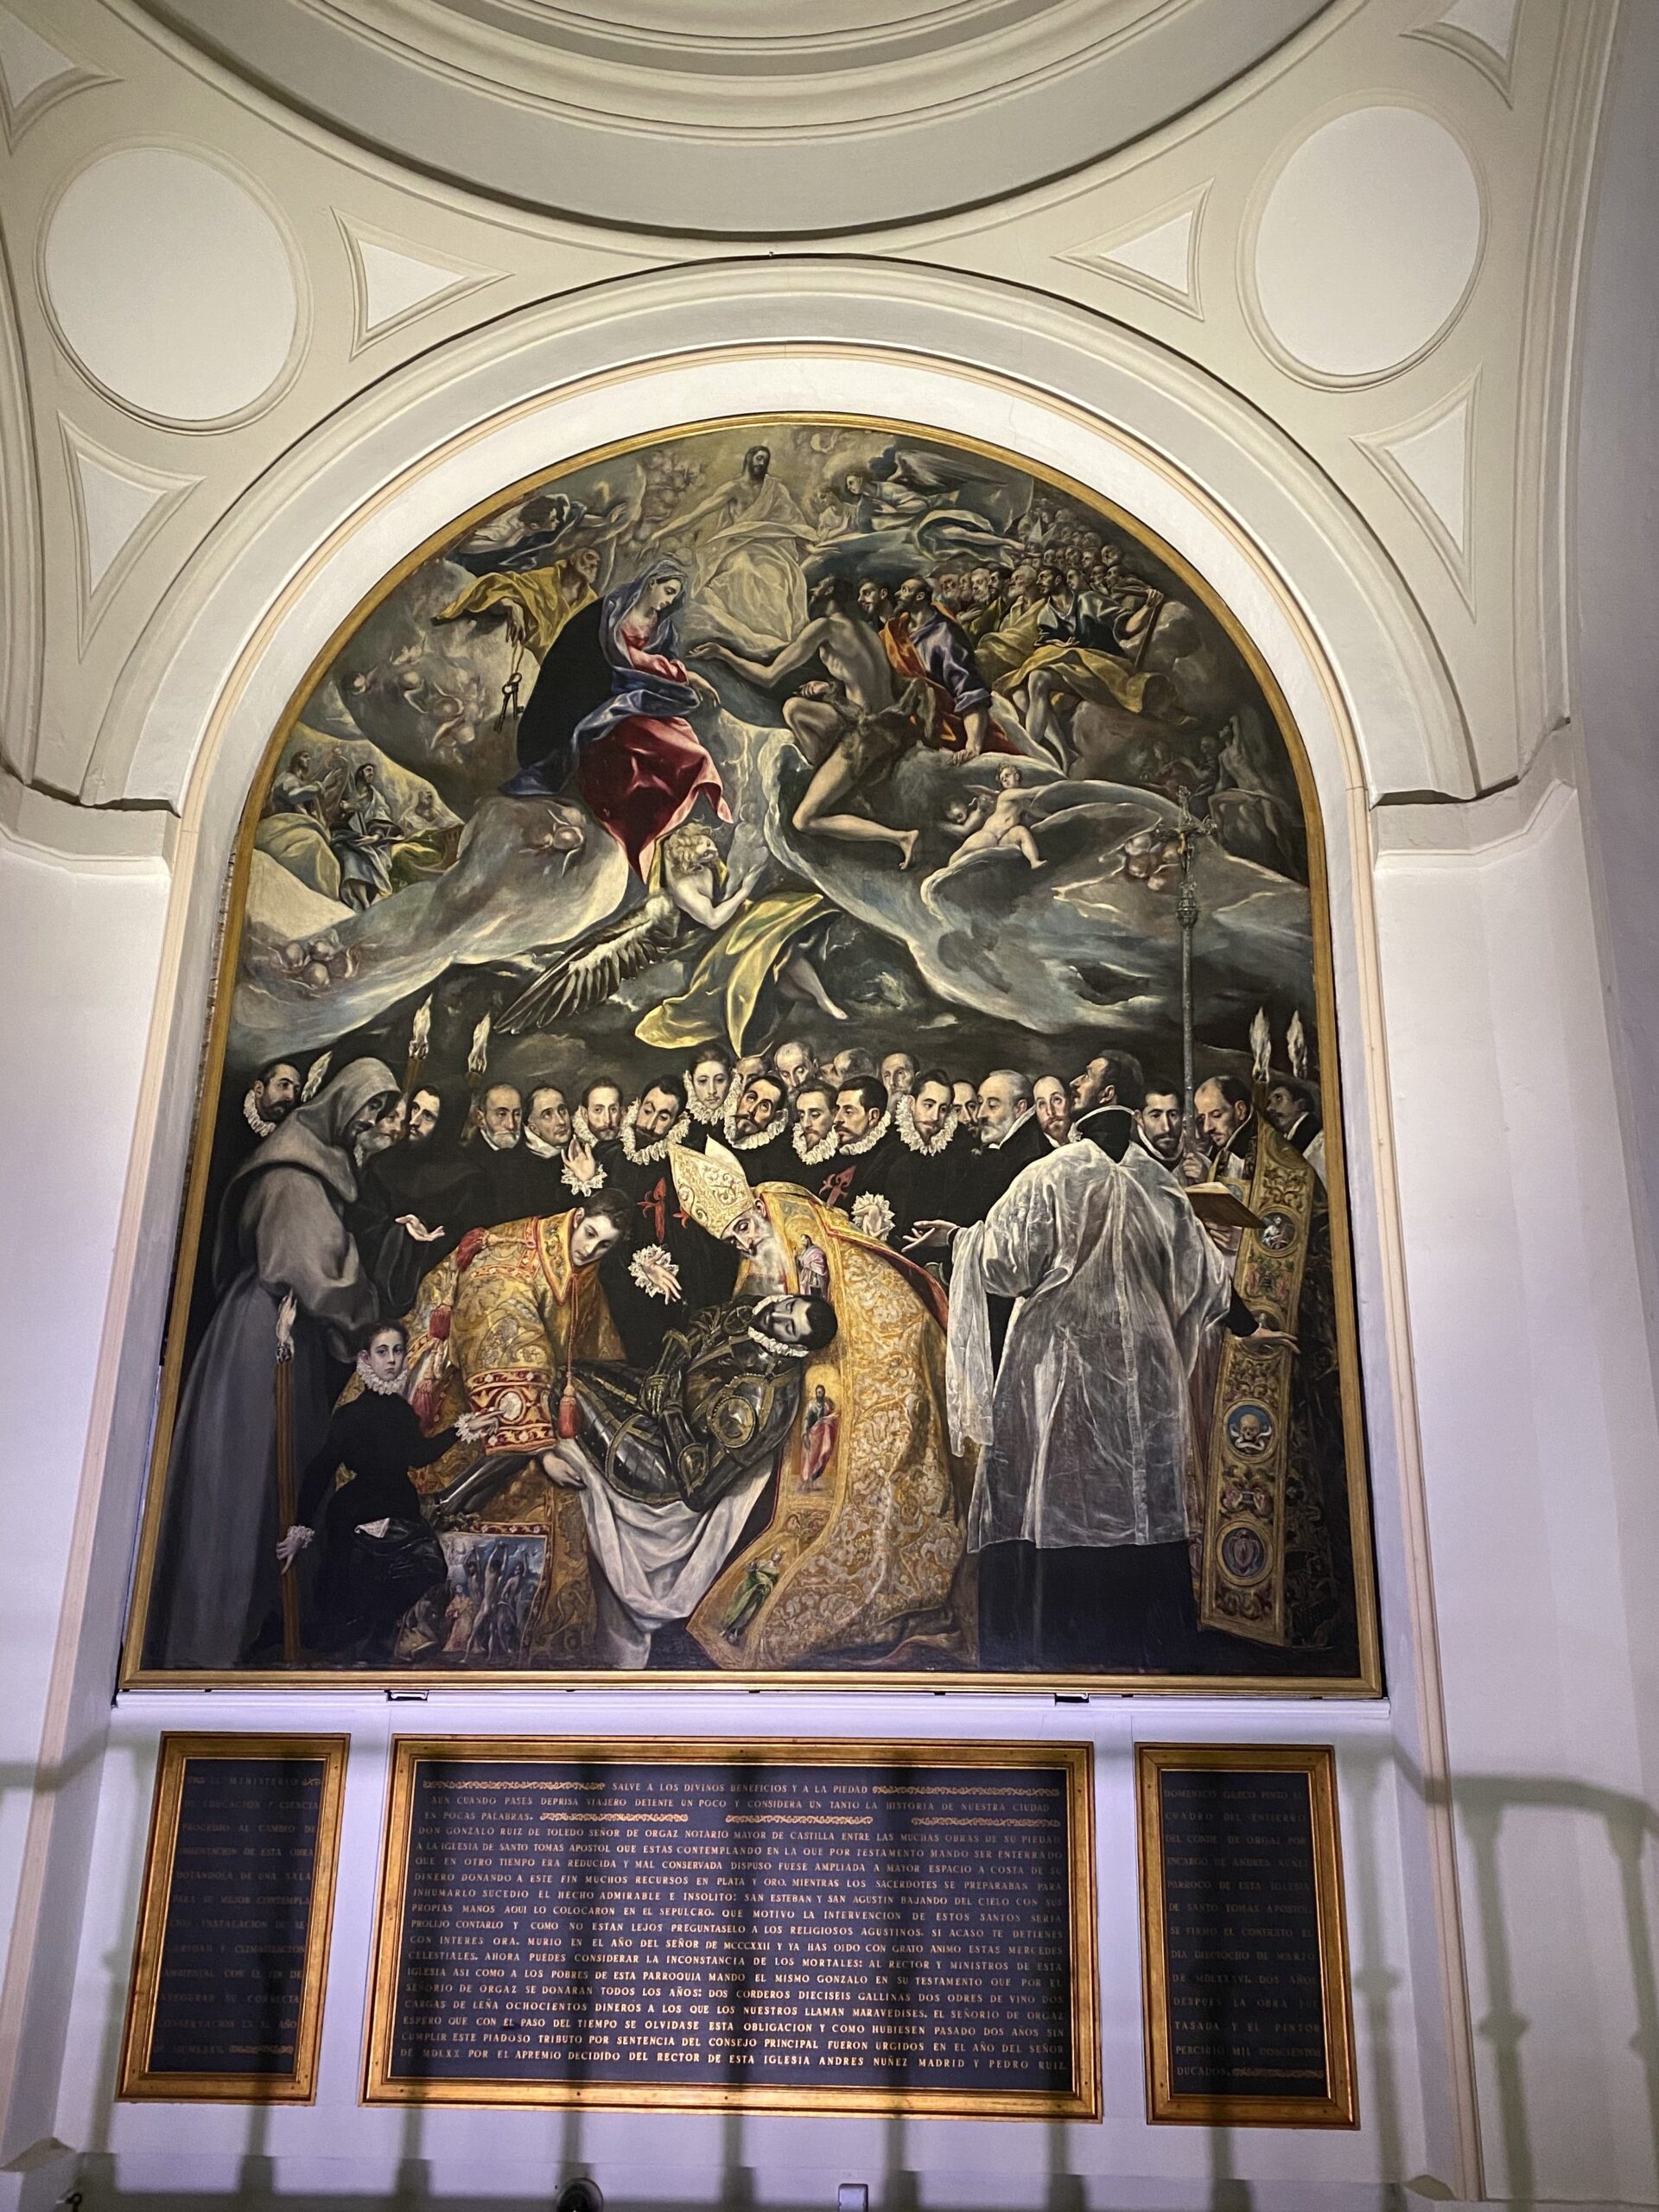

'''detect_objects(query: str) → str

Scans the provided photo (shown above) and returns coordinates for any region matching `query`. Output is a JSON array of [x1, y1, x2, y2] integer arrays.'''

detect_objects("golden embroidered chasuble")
[[688, 1183, 972, 1672]]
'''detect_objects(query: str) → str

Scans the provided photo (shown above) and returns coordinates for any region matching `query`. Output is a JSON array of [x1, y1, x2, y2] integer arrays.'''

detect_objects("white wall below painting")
[[58, 1693, 1421, 2211]]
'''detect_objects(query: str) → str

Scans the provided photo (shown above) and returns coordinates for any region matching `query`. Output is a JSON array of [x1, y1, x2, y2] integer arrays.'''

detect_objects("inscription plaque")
[[365, 1738, 1098, 2116], [1136, 1744, 1356, 2126], [119, 1734, 346, 2101]]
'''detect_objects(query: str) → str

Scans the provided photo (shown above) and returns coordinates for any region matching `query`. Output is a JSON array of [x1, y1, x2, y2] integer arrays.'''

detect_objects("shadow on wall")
[[17, 1738, 1659, 2212]]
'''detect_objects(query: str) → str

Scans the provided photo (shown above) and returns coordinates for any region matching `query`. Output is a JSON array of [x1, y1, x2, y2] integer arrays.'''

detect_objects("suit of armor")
[[572, 1298, 805, 1513]]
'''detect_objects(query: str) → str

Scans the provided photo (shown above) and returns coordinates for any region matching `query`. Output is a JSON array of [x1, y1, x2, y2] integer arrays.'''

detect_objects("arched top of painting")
[[230, 410, 1330, 1123]]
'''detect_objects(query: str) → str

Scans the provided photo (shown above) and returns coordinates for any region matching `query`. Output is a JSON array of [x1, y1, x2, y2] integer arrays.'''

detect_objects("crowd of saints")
[[136, 423, 1366, 1684]]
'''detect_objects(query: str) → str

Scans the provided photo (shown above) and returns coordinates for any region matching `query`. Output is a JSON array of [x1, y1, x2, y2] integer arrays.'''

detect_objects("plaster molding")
[[334, 210, 501, 354], [36, 138, 311, 435], [58, 417, 198, 652], [1241, 95, 1487, 391], [1355, 372, 1478, 612], [0, 769, 175, 866], [75, 260, 1475, 813], [129, 0, 1333, 236], [0, 227, 42, 786], [1372, 716, 1578, 860], [1408, 0, 1520, 104], [1057, 181, 1210, 321], [0, 2, 109, 149], [1511, 0, 1618, 773]]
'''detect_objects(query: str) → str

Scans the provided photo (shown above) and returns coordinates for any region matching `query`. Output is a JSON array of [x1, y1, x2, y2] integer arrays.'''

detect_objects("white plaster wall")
[[1376, 783, 1659, 2205], [0, 831, 168, 2172]]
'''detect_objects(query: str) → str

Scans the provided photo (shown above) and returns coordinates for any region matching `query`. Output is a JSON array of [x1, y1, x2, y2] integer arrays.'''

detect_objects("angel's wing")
[[497, 894, 683, 1032]]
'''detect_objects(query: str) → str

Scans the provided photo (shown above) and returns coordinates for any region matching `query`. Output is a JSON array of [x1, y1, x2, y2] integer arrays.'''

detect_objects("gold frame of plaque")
[[118, 1732, 348, 2103], [1135, 1743, 1357, 2127], [363, 1736, 1100, 2118]]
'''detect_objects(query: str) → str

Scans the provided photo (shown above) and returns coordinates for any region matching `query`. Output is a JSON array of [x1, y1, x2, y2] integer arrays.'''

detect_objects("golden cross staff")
[[272, 1291, 303, 1667]]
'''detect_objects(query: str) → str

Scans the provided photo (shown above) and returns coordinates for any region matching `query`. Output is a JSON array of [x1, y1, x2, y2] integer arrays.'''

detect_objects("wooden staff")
[[273, 1291, 303, 1666]]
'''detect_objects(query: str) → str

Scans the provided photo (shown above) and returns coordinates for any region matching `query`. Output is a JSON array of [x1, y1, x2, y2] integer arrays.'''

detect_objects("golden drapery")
[[433, 561, 597, 654], [635, 888, 834, 1056], [400, 1210, 625, 1663], [687, 1183, 972, 1671]]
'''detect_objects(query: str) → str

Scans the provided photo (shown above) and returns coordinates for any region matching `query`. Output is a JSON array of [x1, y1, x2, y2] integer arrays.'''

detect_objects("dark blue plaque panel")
[[146, 1757, 327, 2076], [374, 1746, 1093, 2109], [1159, 1768, 1329, 2101]]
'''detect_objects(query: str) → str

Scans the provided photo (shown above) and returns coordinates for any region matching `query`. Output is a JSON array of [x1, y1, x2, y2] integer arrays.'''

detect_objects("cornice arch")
[[132, 0, 1336, 236], [87, 257, 1474, 821]]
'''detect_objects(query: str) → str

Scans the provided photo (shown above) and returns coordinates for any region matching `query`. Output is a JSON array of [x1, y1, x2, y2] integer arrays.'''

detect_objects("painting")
[[124, 416, 1378, 1688]]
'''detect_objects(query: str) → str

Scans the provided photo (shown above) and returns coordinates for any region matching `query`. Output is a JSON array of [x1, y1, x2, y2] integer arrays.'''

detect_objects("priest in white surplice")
[[944, 1105, 1283, 1673]]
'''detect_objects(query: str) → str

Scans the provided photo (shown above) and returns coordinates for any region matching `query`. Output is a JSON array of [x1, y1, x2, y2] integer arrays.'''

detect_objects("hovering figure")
[[497, 818, 761, 1034], [332, 763, 402, 911], [674, 442, 817, 656], [501, 561, 729, 880], [922, 764, 1046, 908], [696, 573, 934, 865]]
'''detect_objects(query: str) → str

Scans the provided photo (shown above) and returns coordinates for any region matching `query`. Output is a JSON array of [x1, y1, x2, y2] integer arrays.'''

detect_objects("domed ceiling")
[[137, 0, 1334, 233]]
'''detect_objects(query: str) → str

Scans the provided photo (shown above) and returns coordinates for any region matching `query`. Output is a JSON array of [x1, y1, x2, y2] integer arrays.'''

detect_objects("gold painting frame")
[[117, 404, 1382, 1699], [118, 1732, 348, 2102], [363, 1734, 1100, 2118], [1136, 1742, 1357, 2127]]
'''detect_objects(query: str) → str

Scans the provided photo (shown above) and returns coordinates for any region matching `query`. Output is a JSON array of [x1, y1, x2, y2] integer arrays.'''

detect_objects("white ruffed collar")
[[792, 1126, 838, 1166], [723, 1099, 780, 1152], [354, 1357, 406, 1397], [572, 1106, 620, 1150], [747, 1326, 809, 1360], [837, 1110, 891, 1157], [894, 1094, 958, 1156], [620, 1102, 690, 1165], [243, 1090, 276, 1140]]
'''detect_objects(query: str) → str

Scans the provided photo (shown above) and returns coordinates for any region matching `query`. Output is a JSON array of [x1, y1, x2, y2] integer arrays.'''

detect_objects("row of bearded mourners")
[[143, 1039, 1335, 1681]]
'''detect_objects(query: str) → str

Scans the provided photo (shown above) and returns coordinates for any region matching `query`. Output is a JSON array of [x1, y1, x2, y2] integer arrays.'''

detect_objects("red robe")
[[576, 617, 730, 877]]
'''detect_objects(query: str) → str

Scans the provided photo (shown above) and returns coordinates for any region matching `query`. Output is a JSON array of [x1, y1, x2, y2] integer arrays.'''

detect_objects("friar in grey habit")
[[149, 1056, 398, 1669]]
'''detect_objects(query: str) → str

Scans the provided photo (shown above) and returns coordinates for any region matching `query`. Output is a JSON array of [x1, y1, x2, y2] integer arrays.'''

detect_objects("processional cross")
[[1172, 786, 1218, 1141]]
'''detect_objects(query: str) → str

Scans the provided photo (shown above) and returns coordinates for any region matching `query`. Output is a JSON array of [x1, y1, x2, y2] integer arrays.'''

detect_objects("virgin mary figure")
[[503, 559, 730, 879]]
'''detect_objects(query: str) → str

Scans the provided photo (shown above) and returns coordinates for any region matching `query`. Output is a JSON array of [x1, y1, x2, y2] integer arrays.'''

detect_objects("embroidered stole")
[[1198, 1120, 1318, 1645]]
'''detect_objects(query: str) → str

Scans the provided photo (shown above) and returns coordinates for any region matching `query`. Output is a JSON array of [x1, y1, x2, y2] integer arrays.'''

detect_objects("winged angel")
[[497, 818, 847, 1042]]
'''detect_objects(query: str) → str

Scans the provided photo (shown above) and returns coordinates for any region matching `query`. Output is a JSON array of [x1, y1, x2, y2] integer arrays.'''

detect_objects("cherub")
[[1119, 825, 1184, 893], [924, 763, 1045, 897]]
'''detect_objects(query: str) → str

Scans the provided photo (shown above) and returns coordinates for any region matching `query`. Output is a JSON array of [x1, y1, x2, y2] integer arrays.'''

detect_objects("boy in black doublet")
[[279, 1321, 495, 1662]]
